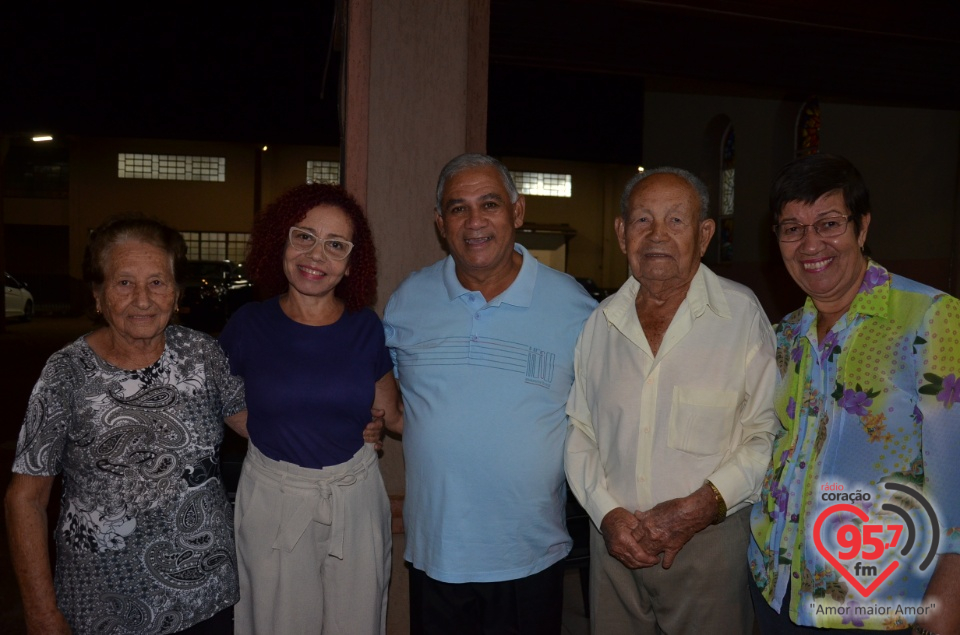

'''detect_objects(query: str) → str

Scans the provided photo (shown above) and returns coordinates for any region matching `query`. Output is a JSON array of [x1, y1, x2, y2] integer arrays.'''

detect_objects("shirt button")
[[646, 378, 654, 385], [793, 572, 799, 579], [475, 313, 481, 319], [799, 461, 806, 469], [642, 427, 650, 434], [471, 335, 478, 342]]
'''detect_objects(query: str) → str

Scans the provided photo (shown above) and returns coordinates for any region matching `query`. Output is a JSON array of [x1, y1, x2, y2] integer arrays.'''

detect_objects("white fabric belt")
[[244, 442, 377, 559]]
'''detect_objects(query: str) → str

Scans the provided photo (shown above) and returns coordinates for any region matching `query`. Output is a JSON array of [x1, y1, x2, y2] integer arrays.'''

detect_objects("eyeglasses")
[[288, 226, 354, 260], [773, 216, 852, 242]]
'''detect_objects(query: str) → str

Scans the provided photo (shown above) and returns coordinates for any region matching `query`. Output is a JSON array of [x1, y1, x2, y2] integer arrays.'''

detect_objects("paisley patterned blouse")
[[749, 262, 960, 630], [13, 325, 245, 634]]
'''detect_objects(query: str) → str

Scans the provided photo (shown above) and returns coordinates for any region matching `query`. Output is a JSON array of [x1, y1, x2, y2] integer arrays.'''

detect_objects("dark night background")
[[1, 4, 344, 145], [5, 2, 959, 164]]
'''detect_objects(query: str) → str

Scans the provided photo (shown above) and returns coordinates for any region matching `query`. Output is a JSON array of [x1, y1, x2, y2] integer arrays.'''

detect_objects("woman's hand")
[[364, 409, 386, 451], [915, 553, 960, 635], [373, 372, 404, 435], [365, 372, 403, 451], [25, 607, 71, 635], [225, 410, 249, 438], [5, 474, 71, 634]]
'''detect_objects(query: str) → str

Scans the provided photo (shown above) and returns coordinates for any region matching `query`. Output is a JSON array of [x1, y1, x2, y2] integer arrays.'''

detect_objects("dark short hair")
[[770, 154, 871, 236], [83, 214, 188, 290], [435, 153, 519, 213], [245, 183, 378, 311], [620, 167, 710, 221]]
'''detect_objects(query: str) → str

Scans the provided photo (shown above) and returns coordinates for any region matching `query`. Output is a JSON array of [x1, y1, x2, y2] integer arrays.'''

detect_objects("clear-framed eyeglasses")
[[773, 216, 852, 243], [288, 226, 354, 260]]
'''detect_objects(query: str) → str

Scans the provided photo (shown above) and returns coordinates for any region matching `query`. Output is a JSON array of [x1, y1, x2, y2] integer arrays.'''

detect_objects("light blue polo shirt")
[[384, 244, 596, 583]]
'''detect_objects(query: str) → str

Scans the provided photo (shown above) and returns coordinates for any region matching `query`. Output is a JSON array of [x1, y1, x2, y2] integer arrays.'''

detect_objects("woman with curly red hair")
[[219, 183, 402, 635]]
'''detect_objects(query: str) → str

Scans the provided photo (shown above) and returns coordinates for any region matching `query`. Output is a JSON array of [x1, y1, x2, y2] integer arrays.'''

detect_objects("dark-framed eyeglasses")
[[288, 226, 354, 260], [773, 216, 852, 243]]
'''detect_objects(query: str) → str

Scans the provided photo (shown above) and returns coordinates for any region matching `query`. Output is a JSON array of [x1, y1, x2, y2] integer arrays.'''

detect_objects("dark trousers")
[[409, 559, 565, 635], [176, 607, 233, 635]]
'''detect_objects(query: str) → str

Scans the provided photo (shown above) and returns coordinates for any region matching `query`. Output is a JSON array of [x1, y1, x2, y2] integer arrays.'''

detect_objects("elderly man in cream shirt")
[[565, 167, 778, 635]]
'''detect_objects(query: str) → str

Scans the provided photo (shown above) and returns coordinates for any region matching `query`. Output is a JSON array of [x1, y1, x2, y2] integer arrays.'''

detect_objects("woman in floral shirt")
[[749, 155, 959, 634]]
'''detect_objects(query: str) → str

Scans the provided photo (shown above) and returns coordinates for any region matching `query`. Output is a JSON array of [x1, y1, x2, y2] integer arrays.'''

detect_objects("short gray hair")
[[435, 153, 519, 213], [620, 167, 710, 221]]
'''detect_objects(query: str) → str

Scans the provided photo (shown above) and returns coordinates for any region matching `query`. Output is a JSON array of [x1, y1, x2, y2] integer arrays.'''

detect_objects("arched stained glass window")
[[719, 123, 735, 262], [796, 97, 821, 156]]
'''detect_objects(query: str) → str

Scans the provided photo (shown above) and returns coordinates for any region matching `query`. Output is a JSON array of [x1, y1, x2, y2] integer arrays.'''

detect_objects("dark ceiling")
[[0, 4, 342, 144], [487, 0, 960, 162], [2, 1, 958, 162], [492, 0, 960, 109]]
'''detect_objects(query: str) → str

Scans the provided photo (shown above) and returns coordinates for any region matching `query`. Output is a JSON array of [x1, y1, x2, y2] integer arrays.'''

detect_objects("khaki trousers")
[[591, 507, 754, 635], [234, 443, 391, 635]]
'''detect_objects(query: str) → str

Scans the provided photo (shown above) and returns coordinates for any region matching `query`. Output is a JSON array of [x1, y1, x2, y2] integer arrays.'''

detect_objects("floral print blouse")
[[749, 261, 960, 630], [13, 326, 245, 634]]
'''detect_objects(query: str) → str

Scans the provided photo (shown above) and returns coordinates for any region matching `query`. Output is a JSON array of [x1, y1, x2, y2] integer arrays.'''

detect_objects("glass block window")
[[182, 231, 250, 262], [118, 154, 226, 181], [510, 171, 572, 198], [307, 160, 341, 184]]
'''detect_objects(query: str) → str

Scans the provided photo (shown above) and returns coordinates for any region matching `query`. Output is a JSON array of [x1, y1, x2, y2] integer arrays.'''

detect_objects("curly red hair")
[[246, 183, 378, 311]]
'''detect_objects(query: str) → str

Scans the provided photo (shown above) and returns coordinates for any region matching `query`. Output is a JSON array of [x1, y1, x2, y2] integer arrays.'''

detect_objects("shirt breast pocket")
[[667, 387, 740, 456]]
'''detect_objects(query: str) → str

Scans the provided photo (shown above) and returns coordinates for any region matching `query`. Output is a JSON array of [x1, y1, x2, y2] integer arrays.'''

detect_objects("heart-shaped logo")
[[813, 503, 899, 597]]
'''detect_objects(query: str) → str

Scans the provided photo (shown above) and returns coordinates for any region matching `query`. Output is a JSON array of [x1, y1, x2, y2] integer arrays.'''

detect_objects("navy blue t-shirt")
[[219, 297, 393, 468]]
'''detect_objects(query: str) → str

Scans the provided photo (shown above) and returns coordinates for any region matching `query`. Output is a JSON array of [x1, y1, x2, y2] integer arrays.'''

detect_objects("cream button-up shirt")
[[565, 264, 779, 528]]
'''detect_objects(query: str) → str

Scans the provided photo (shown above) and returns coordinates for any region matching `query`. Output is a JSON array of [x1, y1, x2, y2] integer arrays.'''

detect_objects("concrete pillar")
[[342, 2, 490, 630], [344, 0, 488, 309], [343, 0, 489, 479]]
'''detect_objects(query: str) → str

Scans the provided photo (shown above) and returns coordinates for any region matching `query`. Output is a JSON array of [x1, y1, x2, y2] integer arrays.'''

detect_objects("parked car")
[[178, 260, 254, 332], [5, 272, 35, 321], [576, 277, 610, 302]]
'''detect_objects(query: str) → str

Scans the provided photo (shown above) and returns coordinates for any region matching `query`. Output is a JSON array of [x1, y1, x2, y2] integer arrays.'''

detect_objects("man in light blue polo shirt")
[[384, 153, 596, 635]]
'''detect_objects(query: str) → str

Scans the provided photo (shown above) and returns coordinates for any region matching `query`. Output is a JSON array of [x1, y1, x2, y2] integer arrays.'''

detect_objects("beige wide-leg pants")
[[234, 443, 391, 635]]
